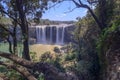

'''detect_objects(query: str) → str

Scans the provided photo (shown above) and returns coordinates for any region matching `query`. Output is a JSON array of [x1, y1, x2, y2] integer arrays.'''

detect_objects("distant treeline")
[[30, 19, 75, 25], [0, 15, 75, 25]]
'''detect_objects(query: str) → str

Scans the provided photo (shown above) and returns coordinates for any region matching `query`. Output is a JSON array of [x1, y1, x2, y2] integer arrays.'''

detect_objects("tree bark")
[[7, 36, 13, 54], [13, 13, 18, 54], [0, 52, 79, 80], [15, 0, 30, 60], [0, 61, 37, 80], [98, 0, 107, 29]]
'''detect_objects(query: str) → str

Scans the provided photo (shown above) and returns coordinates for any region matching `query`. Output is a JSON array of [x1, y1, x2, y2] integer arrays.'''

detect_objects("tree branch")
[[0, 10, 21, 25], [0, 52, 79, 80], [0, 61, 37, 80], [78, 0, 82, 4], [64, 7, 77, 13], [72, 0, 103, 30], [0, 52, 34, 68], [0, 24, 13, 36], [72, 0, 81, 7]]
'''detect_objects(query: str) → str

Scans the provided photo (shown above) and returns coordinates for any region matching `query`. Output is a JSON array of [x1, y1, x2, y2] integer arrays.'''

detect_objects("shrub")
[[54, 47, 61, 53]]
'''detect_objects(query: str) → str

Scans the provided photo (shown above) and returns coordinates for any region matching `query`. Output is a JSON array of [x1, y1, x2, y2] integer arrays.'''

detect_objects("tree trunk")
[[87, 6, 104, 30], [98, 0, 107, 29], [13, 24, 17, 54], [16, 0, 30, 60], [7, 36, 13, 54], [23, 35, 30, 60], [0, 52, 79, 80]]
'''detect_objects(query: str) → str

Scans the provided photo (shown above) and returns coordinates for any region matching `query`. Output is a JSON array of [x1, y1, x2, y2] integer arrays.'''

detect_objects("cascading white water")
[[36, 26, 43, 43], [61, 26, 65, 44], [50, 27, 53, 43], [42, 27, 46, 43], [36, 27, 40, 43], [56, 27, 60, 44], [35, 24, 70, 45]]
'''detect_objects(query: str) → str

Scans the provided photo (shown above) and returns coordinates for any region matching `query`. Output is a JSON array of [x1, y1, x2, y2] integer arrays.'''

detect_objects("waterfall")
[[42, 27, 46, 43], [36, 27, 40, 43], [50, 27, 53, 43], [35, 24, 69, 45], [56, 27, 60, 44], [36, 26, 43, 43], [61, 26, 65, 44]]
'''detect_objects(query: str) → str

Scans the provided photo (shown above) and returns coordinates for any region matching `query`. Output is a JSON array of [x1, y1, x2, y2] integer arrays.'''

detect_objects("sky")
[[42, 1, 87, 21]]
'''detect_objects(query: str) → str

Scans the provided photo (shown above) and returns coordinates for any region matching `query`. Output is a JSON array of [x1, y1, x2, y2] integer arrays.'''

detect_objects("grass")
[[0, 43, 9, 53], [0, 43, 62, 60], [0, 43, 23, 56], [30, 44, 62, 59]]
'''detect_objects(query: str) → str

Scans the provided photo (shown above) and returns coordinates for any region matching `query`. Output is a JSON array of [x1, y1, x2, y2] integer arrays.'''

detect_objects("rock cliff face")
[[102, 27, 120, 80]]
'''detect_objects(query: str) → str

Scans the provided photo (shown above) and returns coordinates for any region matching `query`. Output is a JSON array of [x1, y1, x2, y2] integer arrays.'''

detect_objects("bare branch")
[[72, 0, 81, 7], [78, 0, 82, 4], [64, 7, 77, 13], [48, 2, 60, 9], [87, 0, 98, 4]]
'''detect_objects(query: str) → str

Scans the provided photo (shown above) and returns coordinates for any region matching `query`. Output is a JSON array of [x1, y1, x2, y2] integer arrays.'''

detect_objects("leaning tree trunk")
[[0, 52, 79, 80]]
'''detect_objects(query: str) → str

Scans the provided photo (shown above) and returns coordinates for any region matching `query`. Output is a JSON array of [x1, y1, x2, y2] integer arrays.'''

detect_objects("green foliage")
[[0, 28, 8, 40], [0, 16, 10, 39], [40, 51, 52, 62], [97, 22, 119, 54], [54, 47, 61, 53], [40, 51, 65, 72], [75, 60, 93, 74], [38, 73, 45, 80], [65, 53, 76, 61], [6, 69, 24, 80], [30, 52, 37, 62], [0, 66, 7, 73], [53, 57, 65, 72], [0, 65, 24, 80], [0, 16, 12, 25], [96, 21, 120, 76]]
